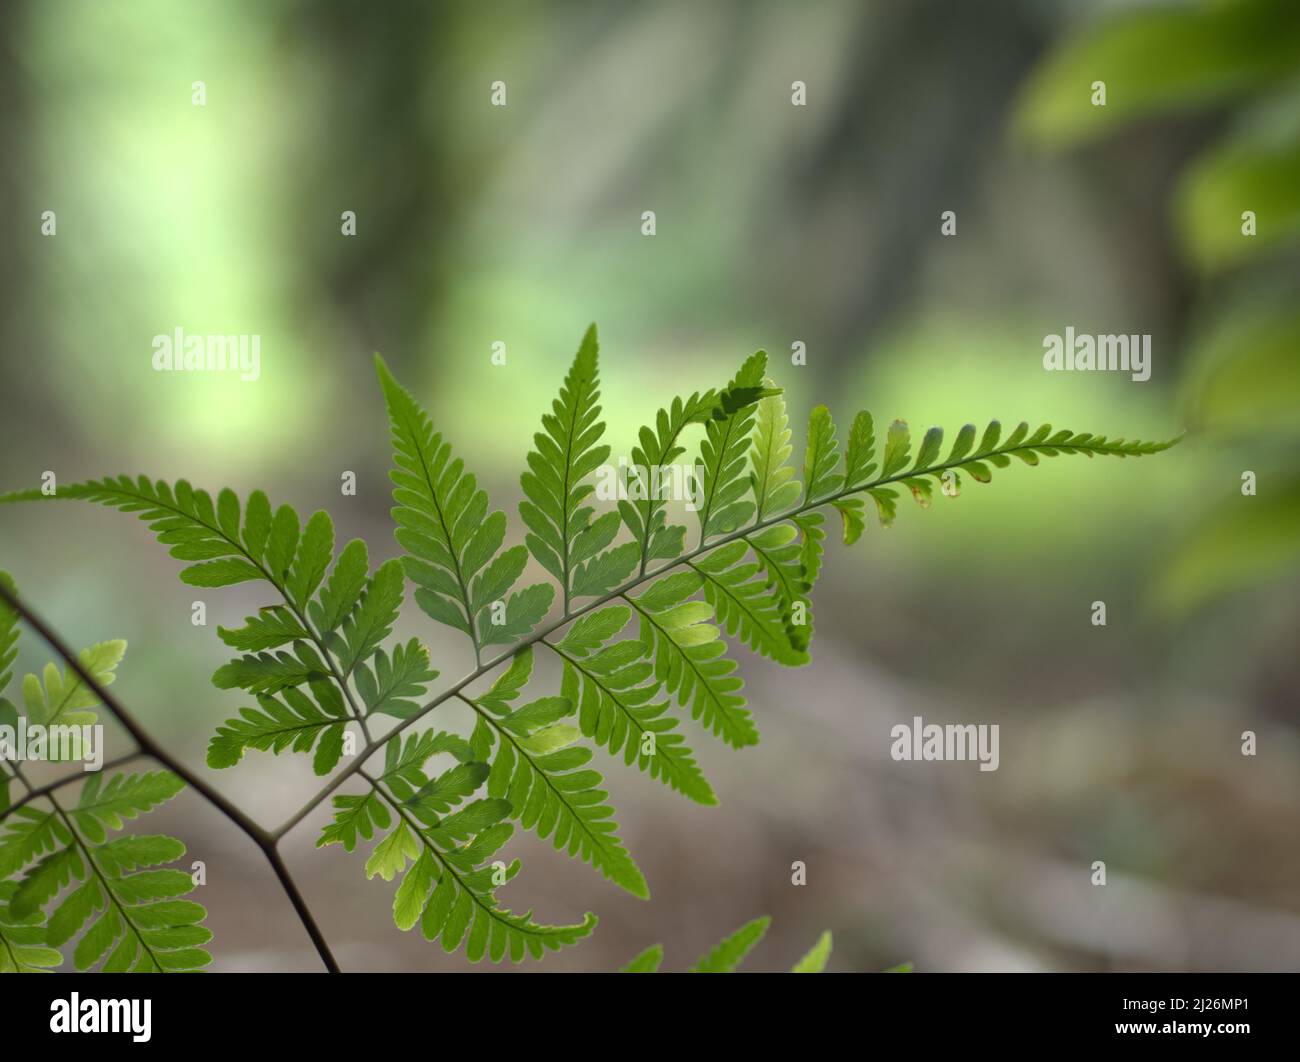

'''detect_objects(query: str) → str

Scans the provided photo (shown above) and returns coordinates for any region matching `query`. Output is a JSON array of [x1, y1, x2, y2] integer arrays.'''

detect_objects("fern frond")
[[319, 775, 596, 963], [377, 355, 540, 650], [620, 390, 719, 573], [621, 917, 831, 973], [627, 572, 757, 748], [207, 686, 350, 774], [750, 383, 802, 520], [691, 543, 809, 667], [212, 644, 331, 694], [549, 607, 717, 805], [68, 771, 186, 844], [311, 538, 371, 634], [696, 352, 775, 542], [477, 583, 556, 647], [331, 558, 405, 675], [20, 640, 126, 729], [0, 477, 277, 589], [519, 324, 634, 611], [0, 809, 69, 880], [0, 881, 62, 972], [0, 327, 1182, 974], [791, 929, 833, 972], [317, 790, 391, 850], [821, 416, 1180, 541], [462, 649, 649, 899], [217, 607, 310, 652], [747, 526, 805, 603], [619, 943, 663, 973], [690, 915, 771, 972], [0, 478, 411, 733], [353, 638, 439, 720], [2, 771, 210, 972], [383, 729, 477, 788]]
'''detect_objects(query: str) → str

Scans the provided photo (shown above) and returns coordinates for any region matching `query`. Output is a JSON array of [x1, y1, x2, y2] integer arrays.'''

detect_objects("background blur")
[[2, 0, 1298, 972]]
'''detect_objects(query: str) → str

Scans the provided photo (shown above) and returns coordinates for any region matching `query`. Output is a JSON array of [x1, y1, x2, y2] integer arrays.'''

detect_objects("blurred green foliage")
[[1018, 0, 1300, 613]]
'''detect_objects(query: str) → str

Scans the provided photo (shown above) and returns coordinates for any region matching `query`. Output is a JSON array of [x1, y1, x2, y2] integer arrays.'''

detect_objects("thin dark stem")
[[0, 580, 341, 974], [1, 751, 145, 820]]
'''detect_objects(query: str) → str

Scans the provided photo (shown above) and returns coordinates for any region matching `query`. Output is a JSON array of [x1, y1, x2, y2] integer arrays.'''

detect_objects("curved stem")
[[0, 751, 145, 821]]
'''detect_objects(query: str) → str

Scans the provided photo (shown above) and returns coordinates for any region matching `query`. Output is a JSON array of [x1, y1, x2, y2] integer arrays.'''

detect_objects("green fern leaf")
[[407, 762, 491, 820], [0, 478, 273, 588], [830, 499, 866, 544], [217, 607, 310, 652], [0, 882, 62, 973], [520, 324, 631, 609], [466, 649, 649, 898], [10, 847, 81, 919], [692, 543, 809, 667], [881, 419, 911, 477], [697, 353, 774, 541], [4, 772, 210, 972], [212, 643, 331, 694], [550, 607, 716, 805], [841, 417, 1179, 529], [804, 405, 844, 503], [377, 355, 536, 647], [317, 791, 392, 851], [331, 558, 404, 675], [750, 383, 802, 519], [620, 391, 719, 572], [381, 729, 477, 800], [0, 480, 418, 718], [791, 929, 833, 972], [323, 777, 596, 962], [570, 540, 639, 600], [207, 686, 350, 773], [20, 640, 126, 729], [478, 583, 556, 646], [0, 810, 69, 880], [690, 915, 771, 973], [309, 538, 370, 633], [844, 411, 878, 488], [61, 771, 187, 850], [353, 638, 438, 720], [794, 510, 830, 585], [620, 943, 664, 973], [286, 510, 335, 610], [629, 572, 757, 748]]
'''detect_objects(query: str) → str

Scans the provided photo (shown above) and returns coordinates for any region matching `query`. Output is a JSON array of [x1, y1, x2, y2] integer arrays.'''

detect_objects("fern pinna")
[[0, 577, 211, 973], [0, 324, 1176, 969], [621, 916, 835, 974]]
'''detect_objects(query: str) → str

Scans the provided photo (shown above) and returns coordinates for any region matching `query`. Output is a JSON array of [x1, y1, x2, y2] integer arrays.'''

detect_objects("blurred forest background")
[[1, 0, 1298, 971]]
